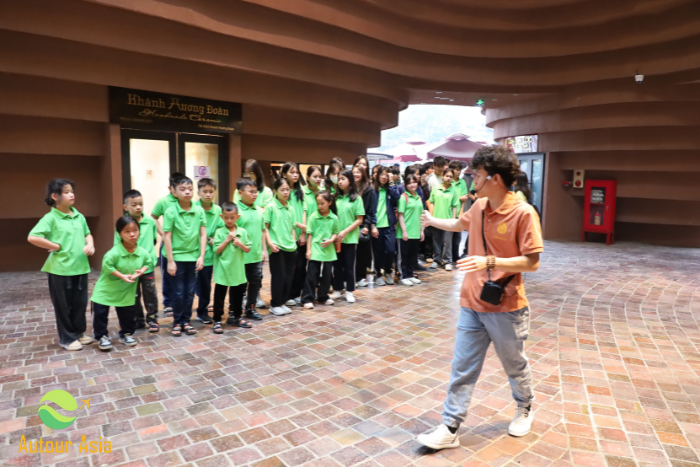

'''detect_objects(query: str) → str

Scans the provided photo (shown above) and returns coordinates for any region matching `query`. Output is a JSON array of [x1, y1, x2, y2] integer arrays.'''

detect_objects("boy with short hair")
[[235, 178, 267, 322], [117, 190, 160, 332], [162, 176, 207, 336], [151, 172, 185, 316], [389, 166, 402, 188], [427, 156, 450, 190], [194, 178, 223, 324]]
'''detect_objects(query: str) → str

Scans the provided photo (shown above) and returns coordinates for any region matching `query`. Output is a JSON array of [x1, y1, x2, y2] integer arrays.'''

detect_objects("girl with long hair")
[[371, 166, 400, 286], [352, 165, 376, 287], [234, 159, 274, 207], [279, 162, 308, 305]]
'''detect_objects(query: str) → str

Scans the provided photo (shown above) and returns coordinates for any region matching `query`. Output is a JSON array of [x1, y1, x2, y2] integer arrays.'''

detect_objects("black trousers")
[[371, 226, 396, 276], [92, 301, 136, 340], [48, 273, 88, 346], [134, 272, 158, 325], [213, 283, 246, 322], [302, 260, 333, 303], [269, 250, 296, 307], [244, 262, 263, 309], [400, 239, 420, 279], [420, 226, 434, 259], [195, 265, 213, 317], [289, 242, 307, 300], [355, 239, 372, 281], [334, 243, 357, 292], [452, 231, 463, 261]]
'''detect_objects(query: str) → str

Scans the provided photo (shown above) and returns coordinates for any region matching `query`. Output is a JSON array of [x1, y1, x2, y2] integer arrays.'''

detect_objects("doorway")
[[517, 153, 545, 217]]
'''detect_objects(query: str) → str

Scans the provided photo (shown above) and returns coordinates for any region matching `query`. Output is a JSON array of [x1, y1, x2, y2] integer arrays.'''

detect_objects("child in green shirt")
[[212, 202, 252, 333], [194, 178, 223, 324], [116, 190, 159, 332], [233, 159, 274, 208], [280, 162, 308, 306], [302, 191, 339, 309], [92, 216, 152, 350], [28, 179, 95, 351], [427, 167, 460, 271], [162, 176, 207, 336], [397, 174, 425, 286]]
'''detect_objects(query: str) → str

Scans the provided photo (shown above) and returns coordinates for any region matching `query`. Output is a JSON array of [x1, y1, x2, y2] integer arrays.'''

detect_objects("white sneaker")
[[375, 277, 386, 286], [329, 291, 342, 300], [97, 336, 112, 350], [430, 262, 439, 269], [270, 307, 286, 316], [410, 277, 421, 284], [60, 341, 82, 351], [303, 303, 314, 309], [385, 275, 395, 285], [323, 299, 335, 306], [255, 299, 267, 308], [508, 406, 534, 437], [78, 335, 93, 345], [285, 299, 297, 307], [417, 425, 459, 450], [281, 305, 292, 314], [294, 297, 302, 306], [445, 264, 454, 271], [356, 279, 369, 288], [400, 279, 414, 286], [120, 334, 137, 346], [346, 292, 356, 303]]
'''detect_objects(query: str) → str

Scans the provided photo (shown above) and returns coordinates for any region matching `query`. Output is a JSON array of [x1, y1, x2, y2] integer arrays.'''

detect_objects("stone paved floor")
[[2, 241, 700, 467]]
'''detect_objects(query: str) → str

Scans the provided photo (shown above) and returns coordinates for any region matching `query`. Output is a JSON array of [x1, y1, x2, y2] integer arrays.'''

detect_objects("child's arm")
[[215, 232, 231, 255], [427, 200, 434, 215], [28, 236, 61, 252], [262, 230, 268, 262], [398, 212, 409, 241], [164, 232, 176, 276], [84, 234, 95, 256], [264, 224, 279, 252], [232, 237, 251, 254], [110, 270, 135, 283], [320, 233, 337, 248], [305, 233, 312, 260], [196, 226, 207, 271], [152, 215, 164, 238], [338, 216, 363, 241]]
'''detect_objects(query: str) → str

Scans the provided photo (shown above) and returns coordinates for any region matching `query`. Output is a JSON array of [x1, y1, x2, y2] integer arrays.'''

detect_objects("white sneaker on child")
[[323, 299, 335, 306], [417, 424, 460, 450], [356, 279, 369, 287], [329, 291, 342, 300], [281, 305, 292, 314], [60, 341, 82, 351], [345, 292, 356, 303], [410, 277, 421, 284], [400, 279, 414, 286], [303, 303, 314, 309], [78, 335, 93, 345], [270, 307, 286, 316], [285, 299, 296, 307]]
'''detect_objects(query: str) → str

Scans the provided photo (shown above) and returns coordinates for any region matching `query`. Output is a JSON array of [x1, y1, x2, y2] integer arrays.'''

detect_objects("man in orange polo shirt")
[[417, 145, 543, 450]]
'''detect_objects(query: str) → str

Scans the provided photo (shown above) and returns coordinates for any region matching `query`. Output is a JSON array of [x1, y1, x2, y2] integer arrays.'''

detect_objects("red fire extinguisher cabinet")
[[581, 180, 617, 245]]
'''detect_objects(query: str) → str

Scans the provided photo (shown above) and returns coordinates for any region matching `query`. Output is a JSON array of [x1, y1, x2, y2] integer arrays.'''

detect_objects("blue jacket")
[[360, 187, 377, 231], [373, 185, 401, 227]]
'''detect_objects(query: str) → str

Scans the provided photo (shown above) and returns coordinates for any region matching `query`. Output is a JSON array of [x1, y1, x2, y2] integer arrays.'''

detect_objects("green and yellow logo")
[[38, 390, 78, 430]]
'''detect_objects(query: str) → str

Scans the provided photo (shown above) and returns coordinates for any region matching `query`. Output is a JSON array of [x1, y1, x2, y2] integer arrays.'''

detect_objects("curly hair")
[[470, 145, 521, 187]]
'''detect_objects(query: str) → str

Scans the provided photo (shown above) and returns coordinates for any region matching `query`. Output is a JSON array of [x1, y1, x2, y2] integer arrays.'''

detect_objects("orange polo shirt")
[[457, 193, 543, 312]]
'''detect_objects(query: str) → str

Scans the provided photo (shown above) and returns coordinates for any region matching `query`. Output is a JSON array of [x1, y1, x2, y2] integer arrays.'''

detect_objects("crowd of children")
[[29, 156, 473, 351]]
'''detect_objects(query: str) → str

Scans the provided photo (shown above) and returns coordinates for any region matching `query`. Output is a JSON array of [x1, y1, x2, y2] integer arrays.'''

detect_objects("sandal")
[[212, 322, 224, 334], [171, 325, 181, 336], [232, 319, 252, 329], [163, 307, 173, 317], [148, 322, 159, 333], [183, 323, 197, 335]]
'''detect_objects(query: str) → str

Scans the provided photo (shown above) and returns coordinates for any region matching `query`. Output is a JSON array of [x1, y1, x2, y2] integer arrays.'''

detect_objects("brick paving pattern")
[[1, 241, 700, 467]]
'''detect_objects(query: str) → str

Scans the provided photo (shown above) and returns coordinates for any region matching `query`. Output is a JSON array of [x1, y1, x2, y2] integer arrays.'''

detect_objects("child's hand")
[[195, 257, 204, 271], [270, 243, 280, 253], [232, 237, 243, 248], [403, 232, 409, 241], [371, 227, 379, 239], [306, 250, 311, 261], [337, 230, 347, 242], [208, 237, 215, 246], [320, 239, 333, 248], [263, 251, 268, 263], [121, 274, 135, 283], [132, 270, 144, 280], [299, 236, 306, 246], [167, 261, 177, 276], [227, 231, 237, 241], [361, 227, 369, 235], [47, 243, 61, 253], [420, 231, 425, 242], [83, 244, 95, 256]]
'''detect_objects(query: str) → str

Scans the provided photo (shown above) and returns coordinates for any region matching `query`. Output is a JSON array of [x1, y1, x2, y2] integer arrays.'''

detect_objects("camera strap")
[[481, 210, 515, 286]]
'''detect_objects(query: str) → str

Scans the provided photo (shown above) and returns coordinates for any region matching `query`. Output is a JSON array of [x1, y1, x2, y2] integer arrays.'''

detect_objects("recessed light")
[[436, 91, 442, 94]]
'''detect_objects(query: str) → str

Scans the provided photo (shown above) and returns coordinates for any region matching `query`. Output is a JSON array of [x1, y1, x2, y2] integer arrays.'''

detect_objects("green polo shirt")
[[289, 189, 307, 239], [213, 227, 251, 287], [194, 200, 223, 267], [29, 207, 91, 276], [335, 194, 365, 244], [91, 243, 152, 307], [303, 186, 319, 221], [162, 202, 206, 262], [263, 198, 297, 253], [453, 179, 468, 198], [376, 187, 389, 228], [233, 185, 274, 208], [397, 192, 423, 240], [151, 193, 178, 218], [113, 215, 157, 274], [236, 201, 266, 264], [307, 212, 339, 262], [428, 185, 460, 219]]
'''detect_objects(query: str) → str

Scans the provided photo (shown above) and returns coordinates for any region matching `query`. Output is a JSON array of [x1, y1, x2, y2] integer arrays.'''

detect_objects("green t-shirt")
[[213, 227, 251, 287], [151, 193, 178, 218], [236, 201, 266, 264], [113, 215, 157, 274], [91, 243, 152, 307], [307, 211, 339, 262], [194, 200, 223, 267], [233, 185, 274, 208], [289, 189, 307, 239], [335, 194, 365, 244], [29, 207, 91, 276], [302, 186, 319, 223], [263, 198, 297, 253], [396, 192, 423, 240], [428, 185, 460, 219], [376, 187, 389, 228], [453, 179, 468, 198], [162, 203, 206, 262]]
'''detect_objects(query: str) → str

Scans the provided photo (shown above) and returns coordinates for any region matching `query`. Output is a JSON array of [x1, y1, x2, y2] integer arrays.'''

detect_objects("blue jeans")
[[195, 265, 213, 317], [371, 226, 396, 276], [164, 261, 197, 326], [443, 307, 533, 428]]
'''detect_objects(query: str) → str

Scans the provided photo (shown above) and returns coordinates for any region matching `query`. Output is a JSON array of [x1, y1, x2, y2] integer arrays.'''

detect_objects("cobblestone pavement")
[[2, 241, 700, 467]]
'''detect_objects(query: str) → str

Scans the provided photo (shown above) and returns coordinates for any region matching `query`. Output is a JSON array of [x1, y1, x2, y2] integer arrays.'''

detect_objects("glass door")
[[517, 153, 545, 218], [178, 134, 229, 203]]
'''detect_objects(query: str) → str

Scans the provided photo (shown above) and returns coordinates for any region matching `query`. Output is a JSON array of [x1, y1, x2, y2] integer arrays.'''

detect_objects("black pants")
[[213, 283, 246, 322], [420, 226, 434, 259], [92, 302, 136, 340], [269, 250, 296, 307], [302, 260, 333, 303], [195, 265, 213, 317], [355, 239, 372, 282], [452, 231, 463, 261], [400, 239, 420, 279], [48, 273, 88, 346], [371, 226, 396, 276], [159, 244, 172, 308], [244, 262, 263, 309], [334, 243, 357, 292], [134, 272, 158, 325], [289, 242, 307, 300]]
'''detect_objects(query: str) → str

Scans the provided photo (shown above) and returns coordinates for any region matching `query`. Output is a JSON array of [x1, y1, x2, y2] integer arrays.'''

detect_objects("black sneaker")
[[195, 315, 213, 325], [245, 307, 263, 321], [134, 321, 146, 330], [415, 264, 428, 271]]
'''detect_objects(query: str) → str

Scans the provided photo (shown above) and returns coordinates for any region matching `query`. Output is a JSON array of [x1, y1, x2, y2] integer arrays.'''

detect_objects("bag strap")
[[481, 209, 516, 285]]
